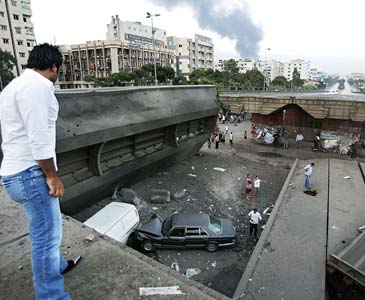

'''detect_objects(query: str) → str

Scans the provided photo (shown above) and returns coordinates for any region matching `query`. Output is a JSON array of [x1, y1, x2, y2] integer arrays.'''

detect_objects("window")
[[21, 64, 26, 69], [169, 227, 185, 237], [209, 216, 222, 234], [19, 52, 25, 57], [0, 25, 6, 30], [23, 14, 30, 22], [17, 40, 23, 45], [2, 38, 9, 44], [13, 14, 19, 20], [186, 228, 200, 236], [11, 0, 17, 6], [15, 27, 21, 34], [0, 11, 4, 17]]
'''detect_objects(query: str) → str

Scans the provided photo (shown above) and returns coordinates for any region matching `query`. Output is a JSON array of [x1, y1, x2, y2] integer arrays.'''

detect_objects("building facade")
[[168, 34, 214, 77], [58, 40, 174, 89], [282, 59, 310, 81], [0, 0, 36, 76], [106, 15, 167, 48]]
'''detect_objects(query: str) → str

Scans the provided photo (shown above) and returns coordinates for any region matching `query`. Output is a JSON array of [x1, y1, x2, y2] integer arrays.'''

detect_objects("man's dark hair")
[[27, 43, 63, 71]]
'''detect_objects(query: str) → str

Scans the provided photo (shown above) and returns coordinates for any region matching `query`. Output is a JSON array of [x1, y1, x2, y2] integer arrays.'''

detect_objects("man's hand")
[[46, 176, 64, 197]]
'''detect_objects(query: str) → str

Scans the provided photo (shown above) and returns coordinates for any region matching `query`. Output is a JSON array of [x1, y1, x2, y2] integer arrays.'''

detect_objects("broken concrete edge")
[[232, 158, 299, 300], [68, 216, 231, 300], [358, 161, 365, 184]]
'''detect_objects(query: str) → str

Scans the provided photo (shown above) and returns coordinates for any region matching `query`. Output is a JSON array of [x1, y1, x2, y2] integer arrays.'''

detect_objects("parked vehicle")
[[136, 213, 236, 252], [84, 202, 139, 245]]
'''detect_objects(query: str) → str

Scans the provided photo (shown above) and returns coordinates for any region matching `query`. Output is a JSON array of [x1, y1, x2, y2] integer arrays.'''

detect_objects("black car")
[[136, 213, 236, 252]]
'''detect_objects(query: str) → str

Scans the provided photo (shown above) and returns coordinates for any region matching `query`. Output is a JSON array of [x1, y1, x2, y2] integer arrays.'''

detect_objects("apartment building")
[[167, 34, 214, 77], [0, 0, 36, 76], [106, 15, 167, 48], [58, 40, 174, 89], [283, 59, 310, 81]]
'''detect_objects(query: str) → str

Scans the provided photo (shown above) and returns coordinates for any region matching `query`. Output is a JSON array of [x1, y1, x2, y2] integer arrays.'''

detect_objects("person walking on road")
[[0, 44, 81, 300], [282, 130, 289, 149], [245, 174, 253, 200], [254, 175, 266, 197], [229, 131, 233, 146], [225, 125, 229, 135], [304, 162, 315, 189], [215, 134, 219, 149], [296, 132, 304, 149], [248, 208, 262, 238]]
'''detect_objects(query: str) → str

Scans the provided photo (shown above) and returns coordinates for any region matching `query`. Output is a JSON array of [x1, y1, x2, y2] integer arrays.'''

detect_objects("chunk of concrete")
[[113, 188, 141, 206], [151, 189, 171, 204]]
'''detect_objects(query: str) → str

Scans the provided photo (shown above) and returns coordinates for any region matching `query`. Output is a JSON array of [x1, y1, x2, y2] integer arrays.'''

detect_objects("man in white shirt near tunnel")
[[0, 44, 80, 300], [304, 162, 315, 190]]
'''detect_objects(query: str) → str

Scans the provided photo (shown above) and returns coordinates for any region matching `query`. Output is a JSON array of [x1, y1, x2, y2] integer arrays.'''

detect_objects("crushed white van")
[[83, 202, 139, 245]]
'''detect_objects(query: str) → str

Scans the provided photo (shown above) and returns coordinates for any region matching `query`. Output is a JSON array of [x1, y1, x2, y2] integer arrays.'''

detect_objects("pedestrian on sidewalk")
[[207, 137, 212, 149], [0, 44, 81, 300], [282, 130, 289, 149], [245, 174, 253, 200], [244, 130, 248, 140], [229, 131, 233, 146], [296, 132, 304, 149], [222, 132, 226, 144], [225, 125, 229, 135], [248, 208, 262, 238], [304, 162, 315, 189]]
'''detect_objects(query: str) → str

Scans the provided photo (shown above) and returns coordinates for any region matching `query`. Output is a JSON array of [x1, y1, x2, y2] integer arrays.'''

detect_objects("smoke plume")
[[150, 0, 262, 58]]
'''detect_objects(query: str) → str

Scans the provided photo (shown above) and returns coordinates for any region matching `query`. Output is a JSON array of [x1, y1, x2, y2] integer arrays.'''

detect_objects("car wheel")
[[206, 242, 218, 252], [142, 240, 155, 252]]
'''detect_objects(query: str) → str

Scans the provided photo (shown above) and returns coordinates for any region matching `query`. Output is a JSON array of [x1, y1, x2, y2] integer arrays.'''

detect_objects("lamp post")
[[146, 12, 160, 86], [263, 47, 271, 91]]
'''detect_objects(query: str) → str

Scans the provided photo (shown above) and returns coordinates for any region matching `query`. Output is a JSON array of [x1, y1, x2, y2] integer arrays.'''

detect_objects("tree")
[[223, 59, 238, 74], [272, 76, 288, 87], [0, 49, 16, 90], [243, 69, 264, 89], [291, 67, 304, 87]]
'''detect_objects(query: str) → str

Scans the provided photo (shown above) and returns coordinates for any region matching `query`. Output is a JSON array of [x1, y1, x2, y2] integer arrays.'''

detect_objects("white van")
[[83, 202, 139, 245]]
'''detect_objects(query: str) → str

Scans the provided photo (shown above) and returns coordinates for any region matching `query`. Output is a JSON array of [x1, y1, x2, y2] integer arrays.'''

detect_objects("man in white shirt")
[[0, 44, 77, 300], [304, 162, 315, 189], [248, 208, 262, 238], [296, 133, 304, 149]]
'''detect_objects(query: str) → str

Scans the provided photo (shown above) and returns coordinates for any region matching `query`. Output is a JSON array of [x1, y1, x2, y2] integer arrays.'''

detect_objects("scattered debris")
[[188, 174, 197, 177], [344, 176, 351, 179], [336, 207, 351, 213], [184, 268, 201, 279], [171, 262, 179, 272], [84, 234, 96, 243], [191, 166, 195, 170], [358, 225, 365, 233], [139, 286, 184, 296], [112, 188, 141, 206], [150, 189, 171, 204], [211, 261, 217, 267], [173, 189, 187, 199], [18, 265, 23, 270], [263, 205, 274, 215], [152, 207, 159, 211], [213, 167, 226, 172]]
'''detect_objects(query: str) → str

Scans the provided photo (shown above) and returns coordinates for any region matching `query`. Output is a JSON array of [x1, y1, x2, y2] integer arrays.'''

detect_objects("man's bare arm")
[[37, 158, 64, 197]]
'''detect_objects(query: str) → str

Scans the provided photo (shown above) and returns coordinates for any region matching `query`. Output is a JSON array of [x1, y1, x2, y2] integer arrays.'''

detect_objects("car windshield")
[[209, 216, 222, 234], [162, 216, 172, 235]]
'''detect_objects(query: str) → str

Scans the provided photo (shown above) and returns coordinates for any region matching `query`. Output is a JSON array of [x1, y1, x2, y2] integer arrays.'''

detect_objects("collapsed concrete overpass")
[[52, 86, 218, 213]]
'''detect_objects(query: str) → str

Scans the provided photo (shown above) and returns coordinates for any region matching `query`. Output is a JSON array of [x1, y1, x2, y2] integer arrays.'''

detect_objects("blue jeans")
[[283, 139, 289, 149], [305, 175, 311, 189], [2, 165, 70, 300]]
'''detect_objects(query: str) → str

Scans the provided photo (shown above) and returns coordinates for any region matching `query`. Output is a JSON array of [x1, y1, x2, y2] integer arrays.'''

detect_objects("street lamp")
[[146, 12, 160, 86], [263, 47, 271, 91]]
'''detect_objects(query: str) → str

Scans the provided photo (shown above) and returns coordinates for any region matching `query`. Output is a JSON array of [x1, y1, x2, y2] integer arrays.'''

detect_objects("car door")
[[185, 227, 208, 248], [164, 227, 185, 248]]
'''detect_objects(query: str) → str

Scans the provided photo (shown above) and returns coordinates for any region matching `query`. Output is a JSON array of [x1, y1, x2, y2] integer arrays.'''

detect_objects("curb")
[[233, 158, 299, 299]]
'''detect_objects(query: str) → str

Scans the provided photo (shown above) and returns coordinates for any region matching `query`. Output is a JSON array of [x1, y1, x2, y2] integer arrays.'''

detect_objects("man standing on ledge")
[[304, 162, 315, 190], [0, 44, 79, 300]]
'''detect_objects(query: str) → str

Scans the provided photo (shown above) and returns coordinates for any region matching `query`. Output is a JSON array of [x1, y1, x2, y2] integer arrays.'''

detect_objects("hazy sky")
[[31, 0, 365, 74]]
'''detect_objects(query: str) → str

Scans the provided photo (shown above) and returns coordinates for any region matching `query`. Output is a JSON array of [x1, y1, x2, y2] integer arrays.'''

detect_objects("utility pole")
[[263, 47, 271, 92], [146, 12, 160, 86]]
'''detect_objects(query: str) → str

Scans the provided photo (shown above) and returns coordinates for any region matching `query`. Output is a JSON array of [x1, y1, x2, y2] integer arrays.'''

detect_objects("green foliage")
[[291, 67, 304, 87], [272, 76, 288, 87], [0, 49, 16, 90], [223, 59, 239, 74]]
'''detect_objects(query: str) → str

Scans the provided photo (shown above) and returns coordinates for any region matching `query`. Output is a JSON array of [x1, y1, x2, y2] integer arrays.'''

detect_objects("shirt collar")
[[23, 68, 54, 90]]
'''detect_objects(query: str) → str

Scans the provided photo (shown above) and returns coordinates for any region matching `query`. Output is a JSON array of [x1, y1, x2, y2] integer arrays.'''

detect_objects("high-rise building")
[[168, 34, 214, 77], [0, 0, 36, 76], [58, 40, 174, 89], [283, 59, 310, 81]]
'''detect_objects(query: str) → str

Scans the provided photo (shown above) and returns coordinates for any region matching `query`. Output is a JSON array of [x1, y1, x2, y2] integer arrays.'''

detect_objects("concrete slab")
[[327, 159, 365, 256], [240, 159, 328, 300], [0, 190, 228, 300]]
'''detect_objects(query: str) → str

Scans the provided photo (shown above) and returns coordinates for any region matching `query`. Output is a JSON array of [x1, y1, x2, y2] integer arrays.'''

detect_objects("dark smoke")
[[150, 0, 262, 58]]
